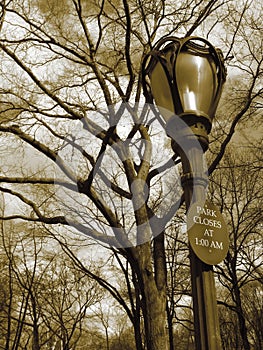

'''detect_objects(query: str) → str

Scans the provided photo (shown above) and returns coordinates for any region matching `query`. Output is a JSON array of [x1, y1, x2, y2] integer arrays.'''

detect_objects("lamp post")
[[142, 36, 226, 349]]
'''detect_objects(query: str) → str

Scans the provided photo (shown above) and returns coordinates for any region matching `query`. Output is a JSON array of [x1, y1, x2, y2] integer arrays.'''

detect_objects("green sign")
[[187, 201, 229, 265]]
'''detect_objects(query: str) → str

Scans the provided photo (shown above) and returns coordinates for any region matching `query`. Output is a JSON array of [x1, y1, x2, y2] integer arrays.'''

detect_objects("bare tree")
[[0, 1, 262, 349], [0, 218, 103, 349], [210, 149, 263, 350]]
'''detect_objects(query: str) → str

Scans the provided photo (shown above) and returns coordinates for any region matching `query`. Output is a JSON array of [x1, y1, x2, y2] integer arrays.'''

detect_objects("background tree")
[[0, 0, 262, 349], [0, 218, 104, 349], [209, 149, 263, 350]]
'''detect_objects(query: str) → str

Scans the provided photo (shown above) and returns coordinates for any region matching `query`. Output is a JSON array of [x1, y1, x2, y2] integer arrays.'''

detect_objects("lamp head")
[[142, 36, 226, 138]]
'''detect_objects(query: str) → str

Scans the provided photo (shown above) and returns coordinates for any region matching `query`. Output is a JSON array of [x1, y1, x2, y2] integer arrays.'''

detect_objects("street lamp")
[[142, 36, 226, 149], [142, 36, 226, 350]]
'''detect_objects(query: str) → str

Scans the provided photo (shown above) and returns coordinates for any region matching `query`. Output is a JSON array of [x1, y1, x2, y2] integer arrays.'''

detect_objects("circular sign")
[[187, 201, 229, 265]]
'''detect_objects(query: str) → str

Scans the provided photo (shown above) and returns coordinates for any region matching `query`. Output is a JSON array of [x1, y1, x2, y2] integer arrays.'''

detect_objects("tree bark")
[[233, 279, 251, 350], [136, 241, 169, 350]]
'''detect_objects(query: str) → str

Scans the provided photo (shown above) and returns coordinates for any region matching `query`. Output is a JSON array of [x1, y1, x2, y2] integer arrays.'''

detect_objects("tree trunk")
[[136, 242, 169, 350], [132, 278, 144, 350], [133, 317, 144, 350], [142, 274, 169, 350], [167, 307, 174, 350], [31, 295, 40, 350], [234, 284, 251, 350], [129, 171, 169, 350]]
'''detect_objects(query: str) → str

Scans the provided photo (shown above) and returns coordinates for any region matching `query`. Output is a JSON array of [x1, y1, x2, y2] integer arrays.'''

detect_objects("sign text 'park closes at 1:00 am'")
[[187, 201, 229, 265]]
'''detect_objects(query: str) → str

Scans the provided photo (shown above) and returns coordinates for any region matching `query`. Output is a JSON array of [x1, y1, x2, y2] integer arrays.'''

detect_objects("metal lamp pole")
[[170, 121, 222, 349], [142, 36, 227, 349]]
